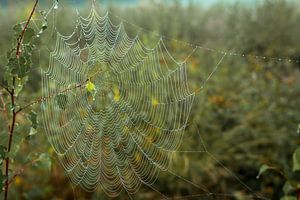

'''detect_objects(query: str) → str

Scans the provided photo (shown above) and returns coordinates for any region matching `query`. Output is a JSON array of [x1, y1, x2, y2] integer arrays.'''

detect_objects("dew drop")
[[256, 175, 260, 179], [54, 1, 58, 10]]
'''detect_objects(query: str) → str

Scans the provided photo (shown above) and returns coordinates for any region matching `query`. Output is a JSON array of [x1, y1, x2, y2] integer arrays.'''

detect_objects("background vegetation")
[[0, 0, 299, 199]]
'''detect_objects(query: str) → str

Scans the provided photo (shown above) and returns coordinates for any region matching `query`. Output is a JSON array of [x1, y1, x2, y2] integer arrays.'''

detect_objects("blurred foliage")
[[0, 0, 300, 199]]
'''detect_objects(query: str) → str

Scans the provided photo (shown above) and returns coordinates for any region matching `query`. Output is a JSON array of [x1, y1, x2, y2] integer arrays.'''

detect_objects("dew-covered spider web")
[[42, 4, 197, 196], [20, 1, 298, 199]]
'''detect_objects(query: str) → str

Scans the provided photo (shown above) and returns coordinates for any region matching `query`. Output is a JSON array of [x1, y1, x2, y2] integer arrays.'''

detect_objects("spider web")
[[41, 5, 196, 197], [25, 1, 286, 199], [0, 1, 296, 199]]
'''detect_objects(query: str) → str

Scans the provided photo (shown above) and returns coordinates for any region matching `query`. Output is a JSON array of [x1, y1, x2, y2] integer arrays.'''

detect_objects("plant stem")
[[17, 80, 88, 114], [16, 0, 39, 58], [4, 77, 16, 200], [3, 1, 39, 199], [17, 66, 104, 113], [0, 83, 11, 94]]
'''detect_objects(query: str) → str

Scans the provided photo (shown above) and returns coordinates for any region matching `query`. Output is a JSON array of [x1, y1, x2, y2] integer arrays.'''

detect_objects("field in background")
[[0, 0, 299, 199]]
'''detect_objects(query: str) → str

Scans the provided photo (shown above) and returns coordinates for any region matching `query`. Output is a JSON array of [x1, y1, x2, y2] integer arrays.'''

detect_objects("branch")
[[16, 69, 103, 113], [0, 83, 11, 94], [16, 0, 39, 58], [7, 155, 41, 186], [7, 154, 43, 186], [4, 77, 16, 200], [4, 1, 39, 199], [17, 80, 87, 113], [7, 169, 25, 186]]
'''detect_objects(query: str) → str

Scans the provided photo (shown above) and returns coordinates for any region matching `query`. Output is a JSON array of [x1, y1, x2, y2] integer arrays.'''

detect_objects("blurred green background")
[[0, 0, 300, 199]]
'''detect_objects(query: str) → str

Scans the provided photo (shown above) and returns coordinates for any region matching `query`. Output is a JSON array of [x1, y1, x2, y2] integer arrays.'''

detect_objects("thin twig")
[[4, 77, 16, 200], [17, 68, 102, 113], [4, 1, 39, 199], [16, 0, 39, 58], [17, 80, 87, 114], [7, 168, 25, 186], [0, 83, 11, 94], [7, 156, 42, 186]]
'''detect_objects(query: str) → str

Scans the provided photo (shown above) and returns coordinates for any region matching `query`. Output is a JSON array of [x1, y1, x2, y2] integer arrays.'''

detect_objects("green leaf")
[[33, 153, 52, 172], [3, 70, 13, 87], [283, 181, 295, 195], [18, 56, 31, 78], [0, 173, 6, 194], [27, 111, 38, 129], [0, 145, 6, 166], [4, 103, 15, 114], [7, 56, 31, 79], [15, 76, 29, 96], [293, 147, 300, 172], [0, 130, 7, 146], [23, 27, 35, 44], [55, 94, 68, 110], [26, 152, 39, 163], [7, 57, 19, 75], [1, 133, 24, 159], [280, 196, 297, 200], [28, 127, 37, 136], [0, 145, 5, 160], [13, 23, 22, 38], [13, 23, 22, 32], [6, 41, 34, 79], [256, 164, 271, 179]]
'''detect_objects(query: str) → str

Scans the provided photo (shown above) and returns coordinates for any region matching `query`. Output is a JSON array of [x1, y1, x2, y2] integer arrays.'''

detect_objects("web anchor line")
[[106, 10, 299, 65]]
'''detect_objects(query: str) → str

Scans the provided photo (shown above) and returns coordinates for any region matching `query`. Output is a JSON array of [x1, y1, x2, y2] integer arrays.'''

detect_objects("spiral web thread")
[[41, 5, 195, 196]]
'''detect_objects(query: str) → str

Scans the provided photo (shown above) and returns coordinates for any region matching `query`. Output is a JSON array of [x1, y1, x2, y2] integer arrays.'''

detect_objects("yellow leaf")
[[123, 126, 130, 134], [113, 85, 120, 102], [86, 81, 95, 93], [152, 97, 159, 107], [14, 177, 22, 186], [135, 152, 141, 162], [48, 147, 54, 154], [209, 95, 225, 106], [79, 109, 88, 118]]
